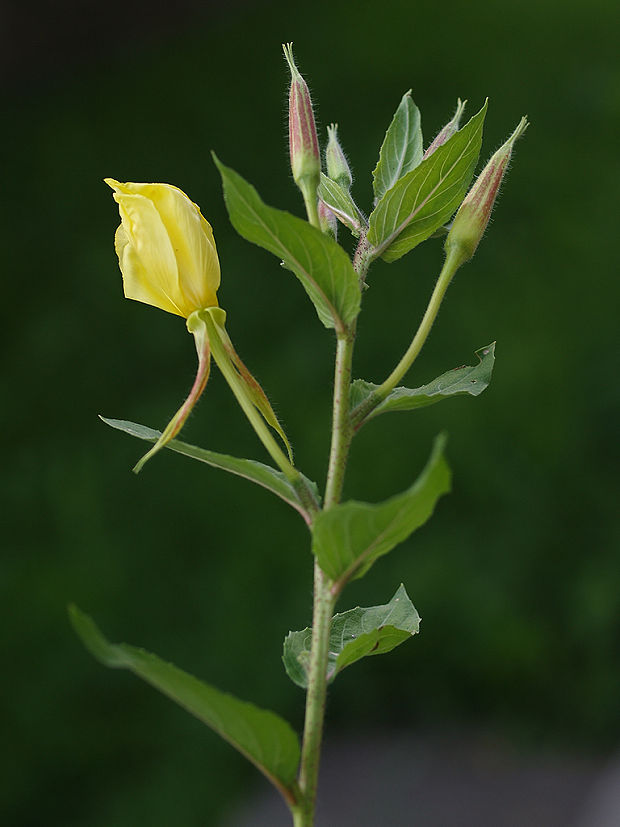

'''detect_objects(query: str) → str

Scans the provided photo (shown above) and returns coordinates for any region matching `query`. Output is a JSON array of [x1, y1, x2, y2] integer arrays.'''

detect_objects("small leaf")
[[214, 155, 360, 332], [317, 174, 364, 236], [373, 91, 423, 204], [368, 102, 487, 262], [100, 417, 319, 522], [351, 343, 495, 423], [69, 606, 300, 803], [283, 584, 420, 688], [311, 435, 451, 584]]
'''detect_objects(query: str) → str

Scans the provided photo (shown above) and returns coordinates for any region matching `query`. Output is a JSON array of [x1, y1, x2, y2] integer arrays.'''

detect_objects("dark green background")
[[3, 0, 618, 823]]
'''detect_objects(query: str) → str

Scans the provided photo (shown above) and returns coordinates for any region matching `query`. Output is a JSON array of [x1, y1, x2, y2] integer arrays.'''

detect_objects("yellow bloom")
[[105, 179, 220, 318]]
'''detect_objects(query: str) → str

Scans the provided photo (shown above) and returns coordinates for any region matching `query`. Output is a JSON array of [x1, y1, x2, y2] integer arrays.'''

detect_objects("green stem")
[[296, 332, 354, 824], [295, 233, 370, 825], [296, 561, 337, 824], [299, 177, 321, 229], [351, 247, 463, 428]]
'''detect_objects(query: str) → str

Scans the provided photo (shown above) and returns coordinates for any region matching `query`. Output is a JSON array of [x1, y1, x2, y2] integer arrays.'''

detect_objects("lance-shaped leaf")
[[100, 417, 319, 524], [372, 91, 423, 204], [368, 102, 487, 263], [351, 343, 495, 426], [312, 435, 451, 584], [318, 173, 364, 236], [283, 584, 420, 688], [69, 606, 301, 805], [214, 155, 360, 332]]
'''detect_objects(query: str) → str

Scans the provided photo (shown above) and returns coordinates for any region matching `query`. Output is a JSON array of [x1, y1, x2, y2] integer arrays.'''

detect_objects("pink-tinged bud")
[[325, 124, 353, 192], [318, 199, 338, 240], [445, 116, 528, 266], [283, 43, 321, 188], [423, 98, 467, 159]]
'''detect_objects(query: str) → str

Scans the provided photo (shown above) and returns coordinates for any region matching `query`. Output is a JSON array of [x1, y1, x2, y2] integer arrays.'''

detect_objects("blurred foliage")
[[2, 0, 618, 823]]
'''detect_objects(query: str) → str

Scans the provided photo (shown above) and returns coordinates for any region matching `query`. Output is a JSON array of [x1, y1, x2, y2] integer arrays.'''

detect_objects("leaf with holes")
[[282, 584, 420, 688], [351, 343, 495, 425]]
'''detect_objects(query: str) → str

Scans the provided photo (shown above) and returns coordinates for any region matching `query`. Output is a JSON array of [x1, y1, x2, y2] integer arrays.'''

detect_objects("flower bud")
[[325, 124, 353, 192], [445, 116, 528, 266], [423, 98, 467, 160], [318, 199, 338, 240], [105, 179, 220, 318], [283, 42, 321, 220]]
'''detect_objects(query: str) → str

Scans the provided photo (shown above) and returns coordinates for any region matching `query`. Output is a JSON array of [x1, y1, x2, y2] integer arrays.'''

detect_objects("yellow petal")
[[146, 184, 220, 313], [105, 179, 220, 318], [114, 225, 185, 316]]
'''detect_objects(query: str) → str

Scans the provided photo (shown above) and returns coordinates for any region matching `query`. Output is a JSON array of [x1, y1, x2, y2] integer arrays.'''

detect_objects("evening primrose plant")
[[69, 43, 527, 826]]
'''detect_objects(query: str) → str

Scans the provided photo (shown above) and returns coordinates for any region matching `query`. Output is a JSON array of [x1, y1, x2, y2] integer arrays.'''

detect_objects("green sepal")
[[311, 434, 451, 584], [69, 606, 301, 804], [196, 308, 294, 464], [100, 417, 319, 523], [372, 91, 423, 204], [368, 101, 487, 262], [317, 173, 364, 237], [132, 314, 212, 474], [282, 584, 420, 688], [351, 343, 495, 424], [213, 155, 360, 332]]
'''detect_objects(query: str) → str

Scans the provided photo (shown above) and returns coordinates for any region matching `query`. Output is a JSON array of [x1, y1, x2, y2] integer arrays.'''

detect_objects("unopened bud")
[[283, 43, 321, 189], [318, 199, 338, 240], [423, 99, 467, 159], [445, 116, 528, 266], [325, 124, 353, 192]]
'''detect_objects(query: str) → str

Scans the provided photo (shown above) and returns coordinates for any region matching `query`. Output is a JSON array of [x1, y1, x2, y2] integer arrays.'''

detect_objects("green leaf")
[[69, 606, 300, 803], [317, 173, 364, 236], [372, 91, 423, 204], [311, 434, 451, 584], [283, 584, 420, 688], [351, 343, 495, 422], [100, 417, 319, 522], [368, 101, 487, 262], [213, 155, 360, 332]]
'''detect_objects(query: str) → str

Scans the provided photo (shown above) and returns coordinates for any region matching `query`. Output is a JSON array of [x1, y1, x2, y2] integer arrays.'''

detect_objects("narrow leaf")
[[100, 417, 319, 522], [368, 102, 487, 262], [318, 173, 364, 236], [372, 91, 423, 203], [351, 343, 495, 423], [312, 434, 451, 584], [213, 155, 360, 331], [69, 606, 300, 802], [283, 584, 420, 688]]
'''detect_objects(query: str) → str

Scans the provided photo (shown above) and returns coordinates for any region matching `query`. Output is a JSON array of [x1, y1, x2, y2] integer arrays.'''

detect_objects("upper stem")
[[351, 247, 463, 428]]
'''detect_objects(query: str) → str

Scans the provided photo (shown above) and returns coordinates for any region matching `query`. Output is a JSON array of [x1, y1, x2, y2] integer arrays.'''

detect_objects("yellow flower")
[[105, 179, 220, 318]]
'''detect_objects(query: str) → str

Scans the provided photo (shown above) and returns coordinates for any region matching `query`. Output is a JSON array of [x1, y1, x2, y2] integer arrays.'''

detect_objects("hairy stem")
[[351, 246, 463, 428], [295, 234, 370, 825]]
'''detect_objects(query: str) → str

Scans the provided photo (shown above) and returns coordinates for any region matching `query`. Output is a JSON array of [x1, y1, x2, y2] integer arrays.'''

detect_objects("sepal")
[[132, 315, 212, 473], [197, 308, 294, 463]]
